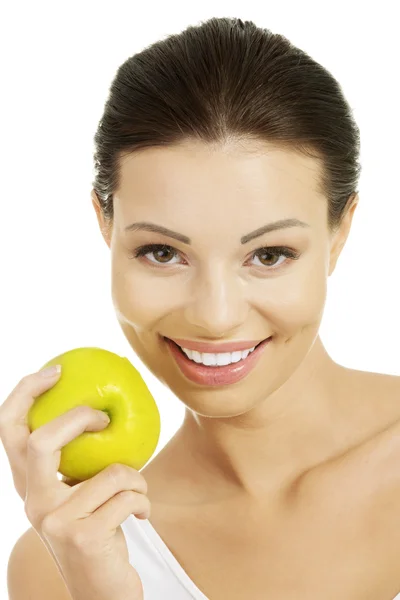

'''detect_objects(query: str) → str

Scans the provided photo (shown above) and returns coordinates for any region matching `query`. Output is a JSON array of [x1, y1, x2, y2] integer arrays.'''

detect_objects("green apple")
[[27, 347, 161, 481]]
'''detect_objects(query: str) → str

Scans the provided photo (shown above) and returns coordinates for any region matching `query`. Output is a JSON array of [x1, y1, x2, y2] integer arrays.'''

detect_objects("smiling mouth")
[[162, 334, 273, 386], [165, 337, 270, 355]]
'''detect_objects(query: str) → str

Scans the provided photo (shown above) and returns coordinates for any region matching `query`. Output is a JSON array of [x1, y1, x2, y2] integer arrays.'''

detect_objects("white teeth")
[[179, 345, 256, 366]]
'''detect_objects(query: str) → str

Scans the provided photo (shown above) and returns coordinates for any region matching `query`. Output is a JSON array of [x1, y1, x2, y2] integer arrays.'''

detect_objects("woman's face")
[[92, 139, 356, 418]]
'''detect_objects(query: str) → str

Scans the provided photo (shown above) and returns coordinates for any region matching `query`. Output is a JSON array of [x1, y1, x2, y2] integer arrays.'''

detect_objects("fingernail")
[[97, 411, 110, 424], [39, 364, 62, 377]]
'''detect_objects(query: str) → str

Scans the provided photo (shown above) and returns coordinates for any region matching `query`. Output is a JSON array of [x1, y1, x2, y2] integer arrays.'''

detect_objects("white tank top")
[[121, 514, 400, 600], [120, 514, 209, 599]]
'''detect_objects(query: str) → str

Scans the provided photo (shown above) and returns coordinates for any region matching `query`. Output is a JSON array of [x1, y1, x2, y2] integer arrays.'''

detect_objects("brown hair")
[[92, 16, 361, 233]]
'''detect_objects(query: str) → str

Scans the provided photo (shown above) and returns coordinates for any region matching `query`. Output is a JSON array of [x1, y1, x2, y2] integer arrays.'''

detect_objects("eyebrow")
[[124, 218, 310, 244]]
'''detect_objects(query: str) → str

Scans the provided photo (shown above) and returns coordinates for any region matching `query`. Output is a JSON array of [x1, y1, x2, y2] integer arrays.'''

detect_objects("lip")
[[164, 336, 272, 387], [165, 337, 269, 353]]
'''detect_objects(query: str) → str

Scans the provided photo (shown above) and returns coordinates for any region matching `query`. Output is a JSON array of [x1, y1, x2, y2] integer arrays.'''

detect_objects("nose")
[[183, 268, 248, 336]]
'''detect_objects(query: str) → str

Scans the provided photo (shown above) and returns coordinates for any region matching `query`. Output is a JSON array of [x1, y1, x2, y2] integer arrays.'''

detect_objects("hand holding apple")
[[0, 366, 151, 600], [27, 347, 161, 481]]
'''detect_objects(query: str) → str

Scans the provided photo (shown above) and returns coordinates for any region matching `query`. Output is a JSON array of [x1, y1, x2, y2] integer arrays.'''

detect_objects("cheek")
[[111, 269, 175, 324], [258, 264, 327, 329]]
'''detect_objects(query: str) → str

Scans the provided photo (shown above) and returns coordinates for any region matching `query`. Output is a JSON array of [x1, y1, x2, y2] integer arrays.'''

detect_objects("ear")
[[91, 189, 112, 249], [328, 193, 359, 276]]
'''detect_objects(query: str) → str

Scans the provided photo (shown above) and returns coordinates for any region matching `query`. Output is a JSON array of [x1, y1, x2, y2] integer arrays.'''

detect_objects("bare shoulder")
[[340, 367, 400, 437], [342, 366, 400, 399], [335, 370, 400, 586], [301, 368, 400, 499], [297, 368, 400, 507], [290, 370, 400, 594], [7, 527, 72, 599]]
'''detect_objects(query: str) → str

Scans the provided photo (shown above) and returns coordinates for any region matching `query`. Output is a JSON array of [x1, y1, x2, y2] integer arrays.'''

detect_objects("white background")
[[1, 1, 399, 598]]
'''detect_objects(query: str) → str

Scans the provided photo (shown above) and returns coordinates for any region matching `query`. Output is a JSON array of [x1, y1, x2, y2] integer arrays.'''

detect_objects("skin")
[[91, 138, 359, 506]]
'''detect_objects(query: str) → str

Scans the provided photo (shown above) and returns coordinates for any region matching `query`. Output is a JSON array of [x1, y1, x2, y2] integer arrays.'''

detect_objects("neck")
[[177, 336, 349, 502]]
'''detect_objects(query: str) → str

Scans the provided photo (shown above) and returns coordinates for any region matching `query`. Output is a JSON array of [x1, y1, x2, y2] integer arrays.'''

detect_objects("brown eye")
[[255, 250, 281, 267], [131, 244, 181, 265], [151, 246, 176, 263], [250, 246, 300, 269]]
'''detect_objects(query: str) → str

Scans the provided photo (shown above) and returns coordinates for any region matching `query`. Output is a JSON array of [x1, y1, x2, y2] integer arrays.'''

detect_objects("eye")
[[130, 244, 181, 265], [251, 246, 300, 268], [129, 243, 300, 270]]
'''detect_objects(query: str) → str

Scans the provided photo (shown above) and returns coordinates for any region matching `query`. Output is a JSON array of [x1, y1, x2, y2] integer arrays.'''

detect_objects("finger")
[[0, 368, 62, 499], [91, 490, 151, 532], [60, 474, 84, 487], [60, 464, 148, 518], [26, 405, 110, 495], [0, 368, 62, 450]]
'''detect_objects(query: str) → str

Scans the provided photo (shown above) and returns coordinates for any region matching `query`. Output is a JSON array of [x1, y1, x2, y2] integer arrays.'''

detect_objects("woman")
[[3, 16, 400, 600]]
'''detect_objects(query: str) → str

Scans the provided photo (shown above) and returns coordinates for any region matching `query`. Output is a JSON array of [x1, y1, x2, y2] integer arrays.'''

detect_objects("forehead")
[[114, 140, 325, 224]]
